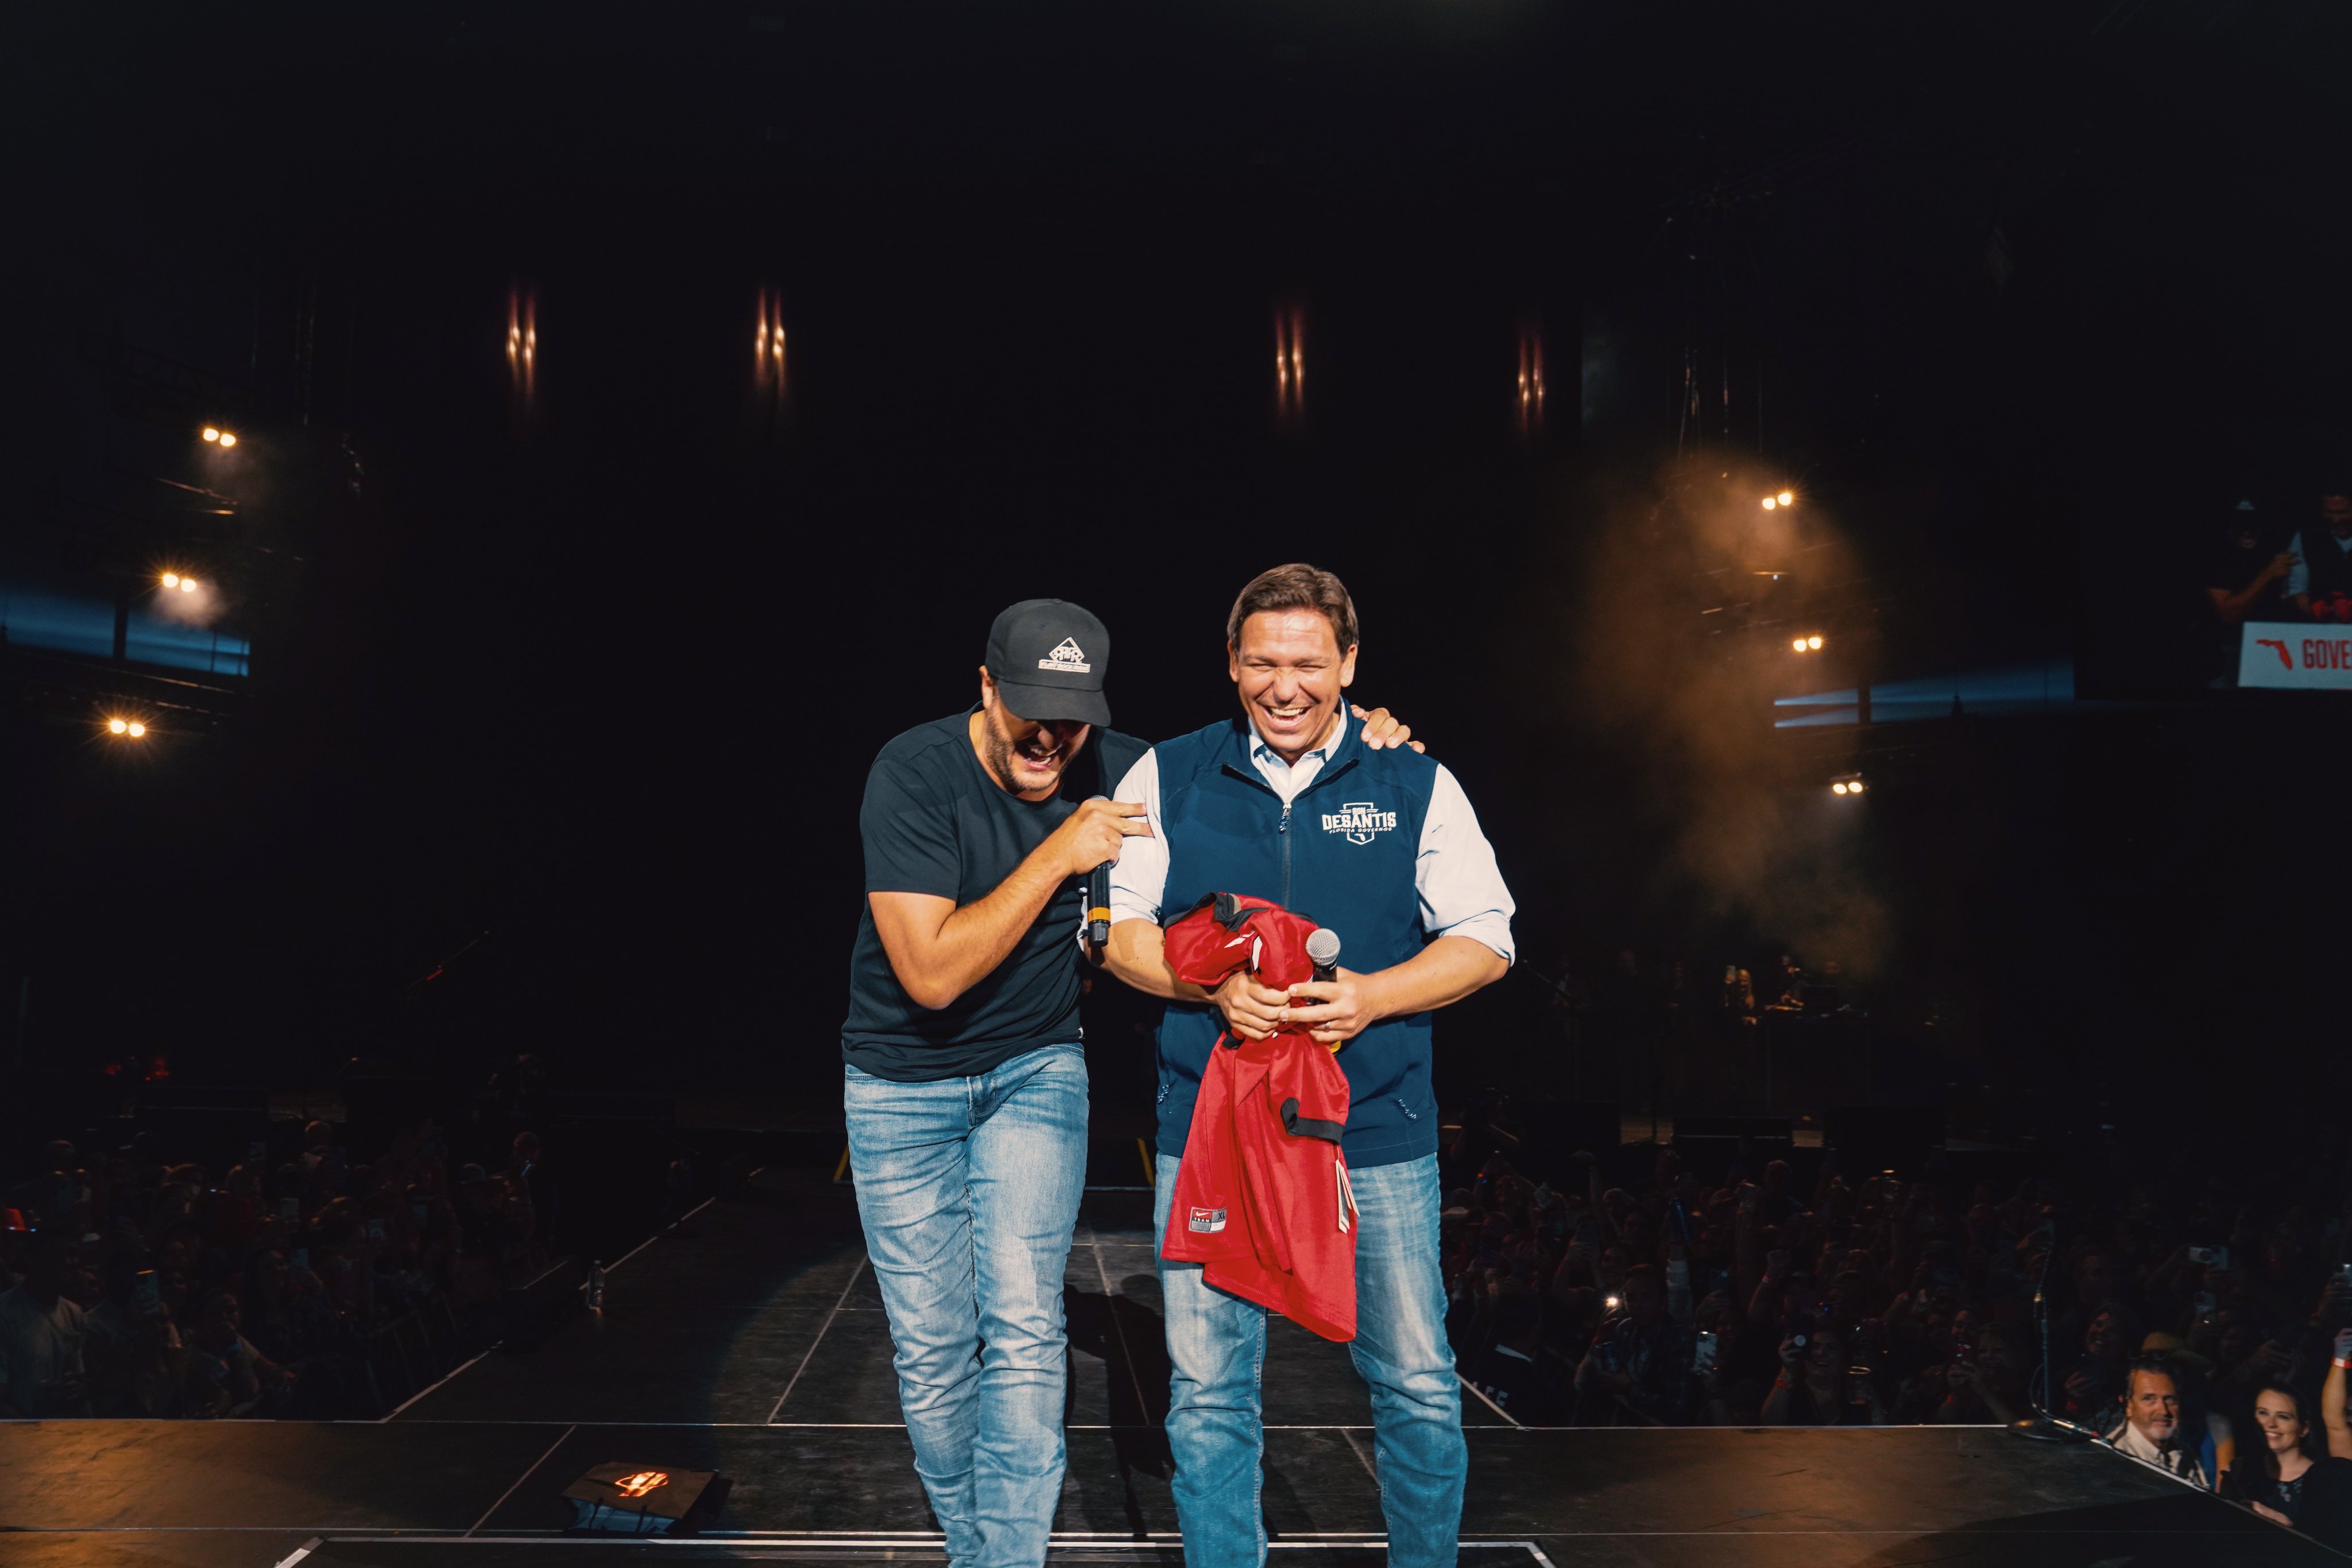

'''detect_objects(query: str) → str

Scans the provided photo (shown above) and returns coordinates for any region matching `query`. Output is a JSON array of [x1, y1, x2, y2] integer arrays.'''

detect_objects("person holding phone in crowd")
[[1762, 1322, 1885, 1425]]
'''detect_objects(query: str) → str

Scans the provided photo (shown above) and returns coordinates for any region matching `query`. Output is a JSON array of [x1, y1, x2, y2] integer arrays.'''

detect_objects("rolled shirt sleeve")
[[1107, 748, 1169, 925], [1419, 764, 1515, 962]]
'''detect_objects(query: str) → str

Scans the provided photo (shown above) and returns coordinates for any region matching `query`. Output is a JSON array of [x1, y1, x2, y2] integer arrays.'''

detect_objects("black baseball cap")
[[985, 599, 1112, 727]]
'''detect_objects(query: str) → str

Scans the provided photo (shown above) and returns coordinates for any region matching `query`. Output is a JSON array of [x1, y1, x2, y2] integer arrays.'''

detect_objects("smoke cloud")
[[1544, 456, 1889, 978]]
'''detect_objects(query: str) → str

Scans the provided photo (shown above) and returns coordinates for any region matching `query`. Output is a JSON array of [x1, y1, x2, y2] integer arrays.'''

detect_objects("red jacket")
[[1159, 892, 1359, 1342]]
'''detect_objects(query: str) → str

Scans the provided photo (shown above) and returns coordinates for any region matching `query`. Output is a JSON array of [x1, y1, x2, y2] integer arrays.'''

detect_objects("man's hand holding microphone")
[[1210, 925, 1371, 1051], [1059, 797, 1151, 962], [1051, 796, 1152, 878]]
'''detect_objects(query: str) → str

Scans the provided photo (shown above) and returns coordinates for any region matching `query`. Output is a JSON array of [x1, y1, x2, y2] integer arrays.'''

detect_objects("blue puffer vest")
[[1151, 714, 1444, 1170]]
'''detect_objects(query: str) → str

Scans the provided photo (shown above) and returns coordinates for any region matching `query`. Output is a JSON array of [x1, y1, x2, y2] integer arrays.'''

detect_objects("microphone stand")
[[2011, 1217, 2094, 1444]]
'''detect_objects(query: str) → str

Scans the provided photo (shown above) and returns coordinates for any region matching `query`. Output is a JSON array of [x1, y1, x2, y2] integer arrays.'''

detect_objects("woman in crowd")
[[2232, 1381, 2352, 1550]]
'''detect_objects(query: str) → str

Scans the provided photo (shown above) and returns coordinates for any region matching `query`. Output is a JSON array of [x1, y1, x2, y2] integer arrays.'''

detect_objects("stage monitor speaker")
[[564, 1464, 730, 1535], [1825, 1105, 1944, 1179]]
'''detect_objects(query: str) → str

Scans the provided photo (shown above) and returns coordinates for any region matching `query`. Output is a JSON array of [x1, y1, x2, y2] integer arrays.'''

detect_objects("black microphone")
[[1306, 927, 1341, 984], [1084, 796, 1113, 950]]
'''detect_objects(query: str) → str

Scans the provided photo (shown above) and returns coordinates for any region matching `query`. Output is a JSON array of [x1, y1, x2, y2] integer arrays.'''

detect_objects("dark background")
[[5, 0, 2348, 1150]]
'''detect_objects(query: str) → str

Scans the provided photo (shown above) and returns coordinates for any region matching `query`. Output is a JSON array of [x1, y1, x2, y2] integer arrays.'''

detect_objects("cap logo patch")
[[1188, 1206, 1227, 1233], [1038, 637, 1091, 674]]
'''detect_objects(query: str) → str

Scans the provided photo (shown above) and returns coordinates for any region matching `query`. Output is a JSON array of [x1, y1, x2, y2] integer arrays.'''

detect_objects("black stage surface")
[[1, 1170, 2335, 1566]]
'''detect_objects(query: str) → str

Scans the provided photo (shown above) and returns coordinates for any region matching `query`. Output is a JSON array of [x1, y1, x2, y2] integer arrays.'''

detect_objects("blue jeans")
[[845, 1044, 1088, 1568], [1154, 1151, 1464, 1568]]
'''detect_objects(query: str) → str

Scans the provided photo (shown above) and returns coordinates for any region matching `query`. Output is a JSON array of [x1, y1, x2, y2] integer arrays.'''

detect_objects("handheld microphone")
[[1084, 797, 1113, 950], [1306, 927, 1341, 984]]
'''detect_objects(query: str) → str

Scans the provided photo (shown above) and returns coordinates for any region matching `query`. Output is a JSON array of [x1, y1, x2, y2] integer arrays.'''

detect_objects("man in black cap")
[[843, 599, 1413, 1568]]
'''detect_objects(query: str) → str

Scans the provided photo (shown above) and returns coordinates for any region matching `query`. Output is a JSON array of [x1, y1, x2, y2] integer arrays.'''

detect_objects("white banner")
[[2240, 622, 2352, 690]]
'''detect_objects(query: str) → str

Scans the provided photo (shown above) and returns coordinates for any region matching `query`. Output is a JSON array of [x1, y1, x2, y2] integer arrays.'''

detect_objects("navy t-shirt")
[[842, 710, 1146, 1083]]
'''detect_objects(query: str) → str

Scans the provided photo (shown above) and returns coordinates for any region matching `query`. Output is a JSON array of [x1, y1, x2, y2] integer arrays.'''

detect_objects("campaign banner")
[[2240, 622, 2352, 690]]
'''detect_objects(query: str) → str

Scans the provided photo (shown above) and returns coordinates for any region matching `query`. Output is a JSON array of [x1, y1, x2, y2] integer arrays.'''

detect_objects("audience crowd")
[[15, 1059, 2352, 1548], [1439, 1115, 2352, 1547], [0, 1117, 562, 1419]]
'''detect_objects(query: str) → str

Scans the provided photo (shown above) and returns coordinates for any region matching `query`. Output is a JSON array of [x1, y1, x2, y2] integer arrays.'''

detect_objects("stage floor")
[[0, 1170, 2332, 1566]]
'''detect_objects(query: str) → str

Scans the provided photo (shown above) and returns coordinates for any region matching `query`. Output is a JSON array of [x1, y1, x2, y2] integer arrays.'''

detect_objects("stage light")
[[201, 427, 220, 443], [127, 722, 146, 738], [1832, 781, 1848, 795], [1778, 491, 1794, 506], [161, 572, 180, 589], [615, 1471, 670, 1499], [1792, 637, 1808, 652], [1604, 1295, 1622, 1313], [1761, 497, 1777, 510], [107, 718, 128, 734], [179, 577, 198, 594], [1832, 772, 1865, 796], [1806, 635, 1823, 651]]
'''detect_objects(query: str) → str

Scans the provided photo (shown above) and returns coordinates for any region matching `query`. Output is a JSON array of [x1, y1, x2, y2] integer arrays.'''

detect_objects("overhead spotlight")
[[1832, 781, 1849, 795], [1778, 490, 1794, 506], [201, 427, 220, 443], [107, 718, 128, 734], [1806, 634, 1823, 651], [127, 722, 147, 738], [161, 572, 180, 589], [1831, 772, 1865, 796], [1792, 637, 1808, 653], [1761, 496, 1778, 510], [178, 576, 198, 594], [218, 432, 237, 448]]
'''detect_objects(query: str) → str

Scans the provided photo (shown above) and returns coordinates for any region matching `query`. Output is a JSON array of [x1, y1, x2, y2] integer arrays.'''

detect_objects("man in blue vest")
[[1102, 563, 1515, 1568]]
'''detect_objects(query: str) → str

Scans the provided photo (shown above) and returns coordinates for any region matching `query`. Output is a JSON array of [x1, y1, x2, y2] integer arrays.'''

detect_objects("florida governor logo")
[[1322, 801, 1397, 845]]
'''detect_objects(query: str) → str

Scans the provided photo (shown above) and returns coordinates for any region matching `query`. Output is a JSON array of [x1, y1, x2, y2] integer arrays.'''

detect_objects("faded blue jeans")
[[1154, 1150, 1465, 1568], [845, 1044, 1088, 1568]]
